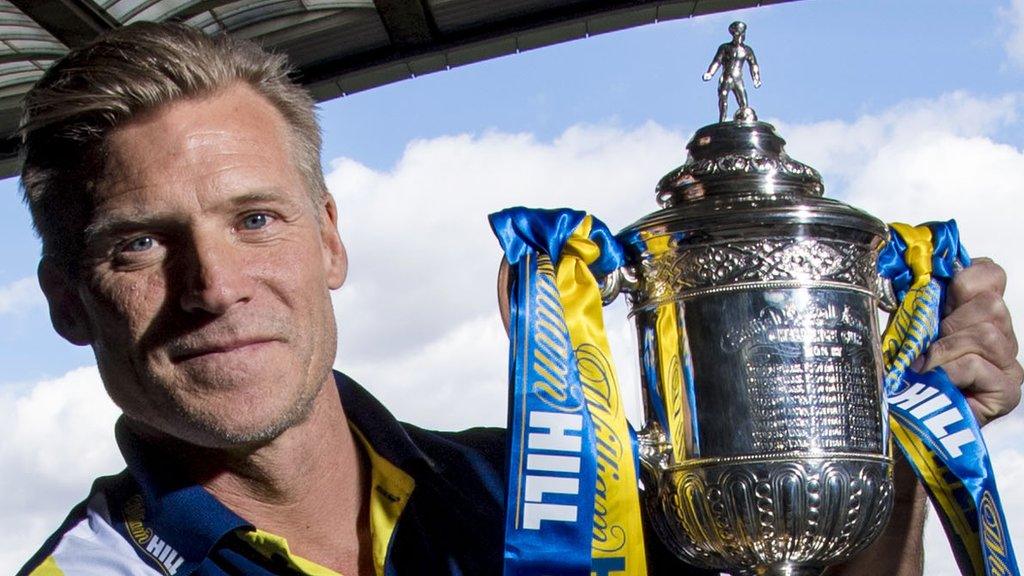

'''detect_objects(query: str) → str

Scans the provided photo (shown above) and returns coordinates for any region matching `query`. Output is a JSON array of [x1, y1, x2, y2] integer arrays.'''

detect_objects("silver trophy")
[[601, 22, 895, 576]]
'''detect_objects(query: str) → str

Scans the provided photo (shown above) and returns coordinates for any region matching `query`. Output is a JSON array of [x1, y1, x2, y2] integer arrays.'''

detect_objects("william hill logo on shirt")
[[123, 494, 186, 575]]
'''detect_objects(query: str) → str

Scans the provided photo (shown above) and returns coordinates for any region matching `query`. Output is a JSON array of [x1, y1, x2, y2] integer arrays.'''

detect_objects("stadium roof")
[[0, 0, 788, 178]]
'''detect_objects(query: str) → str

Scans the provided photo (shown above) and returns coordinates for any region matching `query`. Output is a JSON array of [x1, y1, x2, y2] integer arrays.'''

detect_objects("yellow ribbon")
[[556, 216, 648, 575]]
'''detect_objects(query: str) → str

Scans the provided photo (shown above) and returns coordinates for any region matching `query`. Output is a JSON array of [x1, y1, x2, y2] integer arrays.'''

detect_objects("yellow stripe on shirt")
[[236, 423, 416, 576], [27, 556, 64, 576]]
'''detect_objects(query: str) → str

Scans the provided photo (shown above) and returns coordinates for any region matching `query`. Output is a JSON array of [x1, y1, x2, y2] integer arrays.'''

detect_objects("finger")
[[939, 290, 1016, 348], [938, 353, 1023, 427], [945, 258, 1006, 313], [923, 322, 1018, 373], [497, 258, 511, 335]]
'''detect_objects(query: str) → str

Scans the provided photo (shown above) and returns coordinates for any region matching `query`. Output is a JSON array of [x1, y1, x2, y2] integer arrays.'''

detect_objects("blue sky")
[[3, 0, 1024, 573], [2, 0, 1023, 383]]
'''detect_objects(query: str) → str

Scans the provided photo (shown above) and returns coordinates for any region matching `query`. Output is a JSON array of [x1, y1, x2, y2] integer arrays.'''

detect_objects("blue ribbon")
[[880, 221, 1018, 576], [492, 207, 622, 576]]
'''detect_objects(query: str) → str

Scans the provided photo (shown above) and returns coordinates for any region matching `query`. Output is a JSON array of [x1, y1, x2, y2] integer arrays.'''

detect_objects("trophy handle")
[[599, 265, 639, 305], [876, 271, 898, 313], [598, 265, 673, 478]]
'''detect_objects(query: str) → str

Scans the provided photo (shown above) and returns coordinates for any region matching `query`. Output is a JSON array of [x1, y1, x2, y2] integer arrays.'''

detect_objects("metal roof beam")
[[9, 0, 119, 48], [299, 0, 658, 88], [163, 0, 239, 22], [372, 0, 436, 46]]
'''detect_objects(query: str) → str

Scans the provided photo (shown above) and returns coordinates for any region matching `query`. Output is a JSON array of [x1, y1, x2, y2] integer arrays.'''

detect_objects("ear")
[[318, 194, 348, 290], [37, 259, 92, 346]]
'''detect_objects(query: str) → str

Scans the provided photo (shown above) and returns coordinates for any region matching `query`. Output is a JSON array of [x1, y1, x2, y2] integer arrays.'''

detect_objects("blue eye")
[[123, 236, 154, 253], [241, 213, 270, 230]]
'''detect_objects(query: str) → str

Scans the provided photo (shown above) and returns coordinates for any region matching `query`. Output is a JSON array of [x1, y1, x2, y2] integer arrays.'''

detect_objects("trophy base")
[[643, 455, 894, 576], [732, 564, 824, 576]]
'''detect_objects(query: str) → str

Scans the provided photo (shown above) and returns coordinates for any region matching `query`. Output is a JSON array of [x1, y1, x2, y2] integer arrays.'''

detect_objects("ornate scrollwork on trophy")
[[631, 238, 879, 310], [657, 154, 824, 206], [650, 458, 894, 572], [687, 154, 819, 179]]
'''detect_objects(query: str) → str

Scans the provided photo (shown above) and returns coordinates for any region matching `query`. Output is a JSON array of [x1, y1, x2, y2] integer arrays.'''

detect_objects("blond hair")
[[20, 21, 326, 273]]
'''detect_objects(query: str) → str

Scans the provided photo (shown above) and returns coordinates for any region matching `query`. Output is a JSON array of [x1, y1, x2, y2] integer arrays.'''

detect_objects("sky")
[[1, 0, 1023, 573]]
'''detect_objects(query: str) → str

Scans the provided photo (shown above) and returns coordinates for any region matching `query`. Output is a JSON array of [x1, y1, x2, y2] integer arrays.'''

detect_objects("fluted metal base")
[[733, 564, 823, 576]]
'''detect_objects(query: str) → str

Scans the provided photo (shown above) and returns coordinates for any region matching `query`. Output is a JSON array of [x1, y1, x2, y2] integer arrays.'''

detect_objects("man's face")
[[61, 83, 346, 449]]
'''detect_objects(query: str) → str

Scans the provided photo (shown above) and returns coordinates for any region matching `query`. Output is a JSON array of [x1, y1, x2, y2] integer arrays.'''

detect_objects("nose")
[[179, 230, 253, 315]]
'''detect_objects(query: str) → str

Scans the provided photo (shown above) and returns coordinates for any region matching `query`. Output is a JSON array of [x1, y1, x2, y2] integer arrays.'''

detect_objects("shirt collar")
[[113, 371, 429, 575], [334, 371, 437, 476], [115, 420, 251, 576]]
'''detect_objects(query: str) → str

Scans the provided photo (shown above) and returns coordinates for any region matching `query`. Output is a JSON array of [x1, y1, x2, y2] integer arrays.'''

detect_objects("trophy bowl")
[[602, 96, 896, 575]]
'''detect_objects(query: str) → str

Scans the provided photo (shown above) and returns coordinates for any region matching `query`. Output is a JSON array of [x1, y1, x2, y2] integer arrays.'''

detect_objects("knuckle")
[[979, 260, 1008, 293], [1010, 361, 1024, 387], [952, 259, 1007, 301], [1004, 377, 1022, 413], [939, 316, 958, 338], [977, 290, 1005, 317], [968, 352, 987, 373], [927, 337, 949, 361], [978, 323, 1008, 355], [1010, 387, 1022, 414]]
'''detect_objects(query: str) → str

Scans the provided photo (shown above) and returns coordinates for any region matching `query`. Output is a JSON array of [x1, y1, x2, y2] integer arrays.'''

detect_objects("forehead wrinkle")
[[90, 85, 307, 241], [99, 134, 285, 203]]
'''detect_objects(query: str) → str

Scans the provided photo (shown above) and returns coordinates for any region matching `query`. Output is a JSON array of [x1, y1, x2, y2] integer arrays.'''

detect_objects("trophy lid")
[[623, 21, 885, 239], [655, 120, 824, 207]]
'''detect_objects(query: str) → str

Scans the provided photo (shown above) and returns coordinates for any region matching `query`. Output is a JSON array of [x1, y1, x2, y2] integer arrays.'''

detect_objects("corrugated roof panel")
[[257, 9, 388, 67], [0, 2, 36, 21], [446, 35, 517, 67], [587, 6, 658, 36], [656, 1, 698, 20], [336, 61, 409, 94], [515, 19, 587, 52], [692, 0, 762, 16], [407, 53, 448, 76], [0, 60, 44, 91], [5, 38, 65, 52], [212, 0, 306, 31], [181, 0, 382, 55], [0, 25, 53, 38], [429, 0, 583, 35], [304, 0, 369, 8], [0, 2, 64, 45], [104, 0, 164, 22], [0, 2, 64, 107], [123, 0, 207, 23]]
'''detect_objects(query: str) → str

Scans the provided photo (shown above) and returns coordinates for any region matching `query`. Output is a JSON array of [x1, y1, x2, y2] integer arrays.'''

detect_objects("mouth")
[[171, 338, 279, 362]]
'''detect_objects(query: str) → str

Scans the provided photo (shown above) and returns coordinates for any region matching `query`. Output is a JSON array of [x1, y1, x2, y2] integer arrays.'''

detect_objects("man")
[[16, 21, 1022, 576]]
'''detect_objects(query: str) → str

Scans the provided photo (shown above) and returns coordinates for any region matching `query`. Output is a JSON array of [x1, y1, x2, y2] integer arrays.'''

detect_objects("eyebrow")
[[84, 213, 182, 245], [83, 187, 299, 243]]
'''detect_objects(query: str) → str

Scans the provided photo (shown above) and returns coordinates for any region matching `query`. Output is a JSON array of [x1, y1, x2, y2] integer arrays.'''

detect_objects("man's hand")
[[702, 71, 714, 82], [921, 257, 1023, 426], [818, 257, 1020, 576]]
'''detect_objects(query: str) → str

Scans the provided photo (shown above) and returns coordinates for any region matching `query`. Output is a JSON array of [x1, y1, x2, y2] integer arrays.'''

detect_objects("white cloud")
[[327, 121, 685, 366], [0, 366, 122, 574], [1001, 0, 1024, 69], [777, 92, 1019, 184], [0, 276, 44, 315], [328, 122, 684, 430], [778, 92, 1024, 323]]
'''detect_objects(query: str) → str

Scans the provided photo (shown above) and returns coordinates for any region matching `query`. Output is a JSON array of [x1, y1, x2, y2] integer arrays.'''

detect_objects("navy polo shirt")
[[19, 371, 707, 575]]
